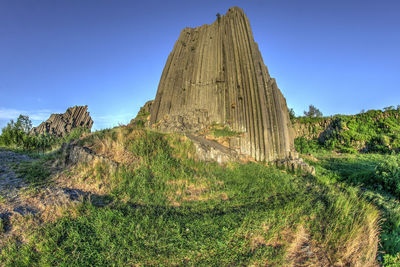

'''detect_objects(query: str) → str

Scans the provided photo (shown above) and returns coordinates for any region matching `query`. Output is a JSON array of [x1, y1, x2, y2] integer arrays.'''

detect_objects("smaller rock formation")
[[129, 100, 153, 127], [59, 141, 118, 171], [137, 100, 153, 116], [31, 105, 93, 137]]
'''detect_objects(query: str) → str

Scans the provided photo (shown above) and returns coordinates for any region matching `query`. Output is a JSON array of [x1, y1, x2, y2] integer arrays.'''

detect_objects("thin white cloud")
[[92, 113, 134, 130], [0, 107, 136, 132], [0, 108, 22, 120], [0, 107, 57, 124]]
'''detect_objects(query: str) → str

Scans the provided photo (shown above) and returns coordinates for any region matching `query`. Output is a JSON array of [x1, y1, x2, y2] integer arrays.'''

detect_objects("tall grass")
[[307, 152, 400, 264], [0, 127, 380, 266]]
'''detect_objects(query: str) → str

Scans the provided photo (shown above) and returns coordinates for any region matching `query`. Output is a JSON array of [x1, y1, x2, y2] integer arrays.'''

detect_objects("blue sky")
[[1, 0, 399, 131]]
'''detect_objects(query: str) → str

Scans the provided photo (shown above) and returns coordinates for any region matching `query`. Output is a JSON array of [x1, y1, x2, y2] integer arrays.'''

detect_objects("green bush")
[[374, 156, 400, 197], [294, 137, 320, 153], [383, 253, 400, 267], [61, 127, 90, 144]]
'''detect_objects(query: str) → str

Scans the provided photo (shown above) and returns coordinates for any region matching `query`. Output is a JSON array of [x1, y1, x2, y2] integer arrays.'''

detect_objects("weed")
[[212, 126, 240, 137], [0, 218, 4, 234], [16, 160, 51, 186]]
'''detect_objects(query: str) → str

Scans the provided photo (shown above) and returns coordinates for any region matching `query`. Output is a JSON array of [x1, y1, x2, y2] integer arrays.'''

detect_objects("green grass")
[[294, 108, 400, 153], [0, 128, 379, 266], [304, 152, 400, 265], [0, 218, 4, 234], [0, 165, 378, 265], [211, 126, 240, 137], [15, 154, 54, 186]]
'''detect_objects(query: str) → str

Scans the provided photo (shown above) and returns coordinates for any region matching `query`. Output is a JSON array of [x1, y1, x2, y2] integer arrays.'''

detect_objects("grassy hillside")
[[0, 126, 380, 266], [304, 152, 400, 265], [292, 107, 400, 265], [294, 108, 400, 154]]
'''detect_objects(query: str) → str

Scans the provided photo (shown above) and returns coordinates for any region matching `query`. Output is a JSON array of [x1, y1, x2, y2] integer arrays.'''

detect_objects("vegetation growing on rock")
[[294, 107, 400, 154]]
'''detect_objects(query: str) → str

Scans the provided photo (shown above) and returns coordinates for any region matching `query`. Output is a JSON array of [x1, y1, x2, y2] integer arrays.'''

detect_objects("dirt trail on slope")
[[0, 149, 30, 199], [0, 149, 93, 245]]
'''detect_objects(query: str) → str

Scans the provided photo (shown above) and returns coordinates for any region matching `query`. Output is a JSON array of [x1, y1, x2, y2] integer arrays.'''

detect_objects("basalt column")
[[31, 105, 93, 137], [150, 7, 294, 162]]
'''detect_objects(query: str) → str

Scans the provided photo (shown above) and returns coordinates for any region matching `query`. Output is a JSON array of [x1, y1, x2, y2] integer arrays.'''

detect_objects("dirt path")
[[0, 148, 31, 199], [0, 149, 91, 243]]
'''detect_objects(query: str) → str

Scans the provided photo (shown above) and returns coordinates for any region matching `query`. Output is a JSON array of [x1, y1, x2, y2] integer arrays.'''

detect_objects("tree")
[[0, 115, 33, 148], [304, 105, 323, 118], [216, 13, 221, 23], [384, 106, 395, 112], [288, 108, 296, 123], [15, 114, 32, 133]]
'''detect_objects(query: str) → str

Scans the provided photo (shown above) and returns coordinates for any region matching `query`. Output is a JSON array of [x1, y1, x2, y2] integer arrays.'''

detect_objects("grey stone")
[[186, 133, 239, 164], [150, 7, 295, 163], [13, 206, 37, 216], [60, 142, 119, 171], [31, 105, 93, 137]]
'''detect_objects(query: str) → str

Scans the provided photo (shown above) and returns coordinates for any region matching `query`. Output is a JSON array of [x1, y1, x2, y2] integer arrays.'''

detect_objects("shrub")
[[374, 156, 400, 197], [288, 108, 296, 123], [383, 253, 400, 266], [62, 127, 90, 144], [294, 137, 320, 154]]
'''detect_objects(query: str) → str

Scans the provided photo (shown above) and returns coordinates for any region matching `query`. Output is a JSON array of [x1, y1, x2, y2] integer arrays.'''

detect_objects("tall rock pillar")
[[150, 7, 294, 162]]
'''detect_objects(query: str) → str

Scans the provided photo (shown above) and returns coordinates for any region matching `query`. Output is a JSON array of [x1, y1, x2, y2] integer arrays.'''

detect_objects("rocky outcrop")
[[129, 100, 154, 127], [137, 100, 153, 116], [31, 106, 93, 137], [60, 142, 118, 171], [293, 119, 334, 139], [185, 133, 240, 164], [150, 7, 294, 162]]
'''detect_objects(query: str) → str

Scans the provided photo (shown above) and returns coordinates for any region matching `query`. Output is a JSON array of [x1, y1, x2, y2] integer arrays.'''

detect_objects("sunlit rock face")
[[31, 105, 93, 137], [150, 7, 294, 162]]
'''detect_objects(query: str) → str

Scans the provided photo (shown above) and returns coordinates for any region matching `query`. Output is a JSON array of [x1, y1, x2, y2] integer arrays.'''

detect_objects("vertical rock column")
[[150, 7, 294, 162]]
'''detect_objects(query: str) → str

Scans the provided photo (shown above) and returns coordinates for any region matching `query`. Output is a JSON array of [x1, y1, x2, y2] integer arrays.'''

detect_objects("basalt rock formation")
[[129, 100, 153, 126], [31, 105, 93, 137], [150, 7, 295, 162]]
